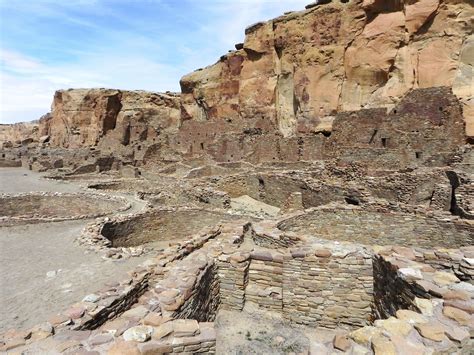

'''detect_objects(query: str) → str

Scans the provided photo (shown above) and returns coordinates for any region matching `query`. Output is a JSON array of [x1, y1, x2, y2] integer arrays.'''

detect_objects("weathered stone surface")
[[414, 322, 447, 342], [350, 326, 381, 346], [3, 338, 26, 351], [396, 310, 428, 324], [432, 271, 460, 286], [139, 341, 173, 354], [399, 268, 423, 280], [371, 334, 396, 355], [333, 334, 351, 351], [375, 317, 412, 336], [172, 319, 200, 337], [107, 340, 140, 355], [30, 323, 53, 341], [414, 298, 434, 316], [314, 249, 332, 258], [122, 326, 153, 342], [40, 89, 180, 150], [121, 305, 149, 319], [151, 322, 173, 340], [56, 339, 82, 353], [82, 294, 100, 303], [142, 313, 167, 327], [443, 324, 470, 344], [179, 0, 474, 141], [443, 306, 472, 325], [89, 333, 114, 346], [65, 306, 86, 319], [0, 121, 40, 145], [1, 2, 474, 355], [48, 314, 71, 326]]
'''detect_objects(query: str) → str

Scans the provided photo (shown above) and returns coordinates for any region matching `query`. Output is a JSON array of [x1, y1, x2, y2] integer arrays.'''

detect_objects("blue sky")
[[0, 0, 310, 123]]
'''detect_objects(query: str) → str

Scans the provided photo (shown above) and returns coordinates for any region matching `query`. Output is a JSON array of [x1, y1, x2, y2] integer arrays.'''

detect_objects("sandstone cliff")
[[1, 0, 473, 173], [40, 89, 181, 149], [180, 0, 473, 138], [0, 121, 41, 146]]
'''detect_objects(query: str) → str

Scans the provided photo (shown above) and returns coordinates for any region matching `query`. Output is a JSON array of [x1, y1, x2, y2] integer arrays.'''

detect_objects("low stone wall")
[[247, 257, 283, 312], [0, 192, 131, 226], [415, 247, 474, 284], [283, 249, 373, 329], [76, 207, 224, 259], [0, 220, 234, 353], [100, 208, 236, 248], [278, 205, 474, 249], [0, 159, 21, 167], [2, 217, 473, 354], [76, 272, 150, 331], [217, 252, 249, 311], [172, 263, 220, 322], [218, 241, 374, 329], [135, 320, 216, 354], [373, 255, 419, 319], [250, 224, 301, 249]]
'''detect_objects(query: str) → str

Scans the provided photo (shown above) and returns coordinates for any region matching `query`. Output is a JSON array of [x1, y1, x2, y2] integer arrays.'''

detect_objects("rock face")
[[0, 0, 472, 172], [41, 89, 181, 149], [0, 122, 40, 146], [180, 0, 473, 138]]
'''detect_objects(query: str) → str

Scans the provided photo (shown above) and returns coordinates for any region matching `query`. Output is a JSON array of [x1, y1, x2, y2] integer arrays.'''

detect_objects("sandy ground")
[[0, 168, 84, 194], [216, 308, 340, 354], [0, 168, 146, 332], [230, 195, 280, 218]]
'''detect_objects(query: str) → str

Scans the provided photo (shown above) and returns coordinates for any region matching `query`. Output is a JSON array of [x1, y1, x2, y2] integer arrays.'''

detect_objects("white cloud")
[[1, 49, 42, 74], [0, 49, 186, 123], [200, 0, 310, 48], [1, 0, 310, 124]]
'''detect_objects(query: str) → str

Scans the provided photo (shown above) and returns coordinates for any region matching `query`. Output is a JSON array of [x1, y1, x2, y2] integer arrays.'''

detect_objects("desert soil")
[[216, 308, 341, 354], [0, 168, 146, 332]]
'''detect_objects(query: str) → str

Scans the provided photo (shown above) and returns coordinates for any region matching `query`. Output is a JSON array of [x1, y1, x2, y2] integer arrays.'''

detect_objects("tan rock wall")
[[1, 1, 472, 169], [180, 0, 474, 139], [0, 122, 40, 145], [42, 89, 181, 149]]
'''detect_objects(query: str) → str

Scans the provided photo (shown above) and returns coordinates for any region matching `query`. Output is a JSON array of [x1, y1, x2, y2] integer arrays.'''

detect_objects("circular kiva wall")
[[100, 209, 243, 248], [0, 192, 130, 223], [277, 208, 473, 249]]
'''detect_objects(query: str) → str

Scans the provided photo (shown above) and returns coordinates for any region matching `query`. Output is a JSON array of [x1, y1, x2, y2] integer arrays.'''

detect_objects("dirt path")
[[0, 168, 147, 332]]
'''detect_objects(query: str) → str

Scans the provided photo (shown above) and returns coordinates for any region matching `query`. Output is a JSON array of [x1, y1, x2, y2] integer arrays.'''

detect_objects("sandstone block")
[[414, 322, 446, 342], [122, 326, 153, 342]]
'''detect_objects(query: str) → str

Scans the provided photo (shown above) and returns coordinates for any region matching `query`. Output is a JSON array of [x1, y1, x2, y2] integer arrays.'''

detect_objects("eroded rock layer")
[[43, 89, 181, 149], [0, 0, 472, 173], [181, 0, 473, 138]]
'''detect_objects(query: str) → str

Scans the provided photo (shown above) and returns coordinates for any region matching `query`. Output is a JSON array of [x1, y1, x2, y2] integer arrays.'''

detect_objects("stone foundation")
[[1, 218, 473, 354], [278, 206, 474, 248], [218, 242, 374, 330], [0, 192, 130, 226]]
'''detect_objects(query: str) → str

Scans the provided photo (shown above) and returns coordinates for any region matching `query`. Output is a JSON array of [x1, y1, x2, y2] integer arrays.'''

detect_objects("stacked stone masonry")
[[0, 0, 473, 354], [1, 216, 474, 353]]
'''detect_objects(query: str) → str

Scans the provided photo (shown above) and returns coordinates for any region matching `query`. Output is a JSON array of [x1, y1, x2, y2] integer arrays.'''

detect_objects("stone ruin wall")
[[171, 263, 220, 323], [217, 245, 374, 330], [173, 87, 468, 168], [2, 216, 473, 353], [3, 86, 467, 172], [277, 207, 474, 249], [198, 164, 464, 212]]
